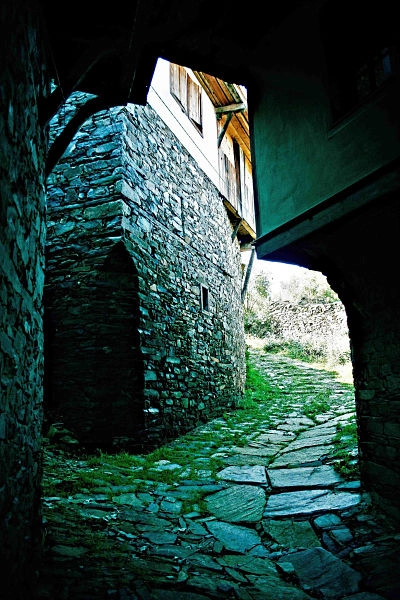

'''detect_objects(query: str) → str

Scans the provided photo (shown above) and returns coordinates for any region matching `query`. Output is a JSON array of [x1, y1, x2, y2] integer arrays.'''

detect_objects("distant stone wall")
[[0, 2, 46, 595], [268, 300, 349, 340], [45, 95, 246, 450]]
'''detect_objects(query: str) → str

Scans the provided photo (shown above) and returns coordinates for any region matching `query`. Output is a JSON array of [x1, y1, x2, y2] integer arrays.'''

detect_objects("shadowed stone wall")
[[0, 2, 47, 595], [327, 196, 400, 523], [45, 95, 246, 451], [272, 189, 400, 523]]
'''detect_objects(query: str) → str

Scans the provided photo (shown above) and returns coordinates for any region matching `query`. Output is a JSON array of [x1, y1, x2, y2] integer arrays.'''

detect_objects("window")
[[200, 285, 209, 311], [356, 47, 393, 102], [220, 152, 238, 205], [170, 63, 203, 133], [320, 0, 398, 122], [218, 136, 253, 217]]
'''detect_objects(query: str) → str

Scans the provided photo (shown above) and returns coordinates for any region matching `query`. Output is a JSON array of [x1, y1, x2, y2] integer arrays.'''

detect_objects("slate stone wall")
[[45, 95, 246, 451], [0, 1, 47, 595], [267, 299, 348, 338], [337, 250, 400, 523], [281, 191, 400, 524]]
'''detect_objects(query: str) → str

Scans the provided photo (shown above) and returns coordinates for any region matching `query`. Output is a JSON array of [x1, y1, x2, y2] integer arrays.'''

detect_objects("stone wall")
[[267, 299, 348, 338], [45, 95, 246, 451], [0, 1, 47, 595], [320, 195, 400, 523], [270, 190, 400, 524]]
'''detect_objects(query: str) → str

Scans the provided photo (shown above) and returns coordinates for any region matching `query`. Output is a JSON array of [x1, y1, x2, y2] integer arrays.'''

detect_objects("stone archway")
[[261, 190, 400, 522]]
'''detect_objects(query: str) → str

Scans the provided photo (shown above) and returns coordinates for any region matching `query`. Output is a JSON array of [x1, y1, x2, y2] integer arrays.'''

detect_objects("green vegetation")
[[302, 392, 332, 421], [86, 450, 145, 469], [264, 339, 326, 364], [244, 263, 351, 370], [331, 421, 359, 479], [241, 353, 276, 407]]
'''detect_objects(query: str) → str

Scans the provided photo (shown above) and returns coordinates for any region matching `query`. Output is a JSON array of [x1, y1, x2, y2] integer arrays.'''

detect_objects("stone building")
[[2, 1, 400, 596], [44, 59, 256, 451]]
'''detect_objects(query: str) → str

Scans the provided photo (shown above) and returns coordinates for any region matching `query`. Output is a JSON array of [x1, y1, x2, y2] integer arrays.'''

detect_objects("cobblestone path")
[[33, 349, 400, 600]]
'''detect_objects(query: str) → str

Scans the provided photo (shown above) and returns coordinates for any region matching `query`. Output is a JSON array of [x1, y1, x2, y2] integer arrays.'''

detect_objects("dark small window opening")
[[201, 285, 209, 311], [356, 47, 393, 102], [320, 0, 398, 123]]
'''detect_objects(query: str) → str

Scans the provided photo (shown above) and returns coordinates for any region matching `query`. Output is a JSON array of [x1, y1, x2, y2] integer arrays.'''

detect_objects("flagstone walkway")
[[34, 349, 400, 600]]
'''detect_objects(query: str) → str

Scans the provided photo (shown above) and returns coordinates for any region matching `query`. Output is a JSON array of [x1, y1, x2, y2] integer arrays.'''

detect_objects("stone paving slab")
[[267, 464, 344, 489], [277, 547, 362, 599], [296, 425, 338, 438], [243, 574, 313, 599], [264, 489, 362, 517], [205, 520, 268, 555], [279, 433, 336, 452], [232, 444, 282, 457], [206, 484, 267, 522], [216, 465, 268, 484], [269, 444, 334, 467], [263, 518, 322, 549], [253, 431, 296, 444], [222, 454, 272, 466]]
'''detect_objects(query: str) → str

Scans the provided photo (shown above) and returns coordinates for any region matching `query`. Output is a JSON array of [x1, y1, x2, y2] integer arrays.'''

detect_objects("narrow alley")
[[34, 349, 400, 600]]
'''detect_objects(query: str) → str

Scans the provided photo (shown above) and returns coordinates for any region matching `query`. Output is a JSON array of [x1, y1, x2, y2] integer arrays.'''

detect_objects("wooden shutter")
[[187, 76, 202, 127], [170, 63, 187, 111], [170, 63, 180, 98]]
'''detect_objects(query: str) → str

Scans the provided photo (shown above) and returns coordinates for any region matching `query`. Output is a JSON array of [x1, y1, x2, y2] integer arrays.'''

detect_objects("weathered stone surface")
[[205, 521, 268, 555], [244, 574, 312, 599], [264, 489, 361, 517], [52, 545, 89, 558], [0, 7, 46, 596], [253, 431, 296, 444], [149, 591, 213, 600], [277, 547, 362, 599], [223, 454, 272, 466], [328, 525, 353, 545], [206, 485, 267, 522], [280, 433, 336, 452], [216, 465, 267, 484], [112, 493, 143, 507], [263, 518, 321, 549], [277, 417, 316, 430], [188, 553, 224, 571], [216, 554, 277, 576], [160, 498, 183, 514], [269, 444, 334, 467], [296, 425, 338, 439], [141, 530, 177, 544], [232, 445, 282, 457], [313, 513, 342, 529], [267, 465, 344, 489]]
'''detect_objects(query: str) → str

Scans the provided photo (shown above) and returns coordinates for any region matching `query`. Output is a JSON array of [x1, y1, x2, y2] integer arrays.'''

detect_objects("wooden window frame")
[[170, 63, 203, 134]]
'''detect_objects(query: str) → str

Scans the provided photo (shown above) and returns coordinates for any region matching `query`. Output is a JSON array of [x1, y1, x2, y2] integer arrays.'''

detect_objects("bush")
[[244, 306, 282, 338]]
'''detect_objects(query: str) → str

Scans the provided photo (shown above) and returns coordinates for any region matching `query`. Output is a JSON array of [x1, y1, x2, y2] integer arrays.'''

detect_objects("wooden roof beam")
[[217, 102, 247, 147], [215, 102, 247, 118]]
